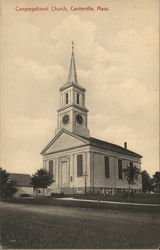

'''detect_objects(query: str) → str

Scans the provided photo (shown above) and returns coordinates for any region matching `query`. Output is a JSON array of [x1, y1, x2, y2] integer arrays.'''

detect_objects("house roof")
[[9, 173, 33, 187], [41, 129, 142, 158]]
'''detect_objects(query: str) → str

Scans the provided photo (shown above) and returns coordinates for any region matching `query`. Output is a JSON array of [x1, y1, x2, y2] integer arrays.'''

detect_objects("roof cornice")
[[59, 82, 86, 92], [57, 104, 88, 113]]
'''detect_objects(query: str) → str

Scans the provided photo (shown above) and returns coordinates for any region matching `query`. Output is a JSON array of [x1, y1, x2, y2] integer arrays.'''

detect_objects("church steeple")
[[56, 42, 90, 138], [67, 41, 78, 84]]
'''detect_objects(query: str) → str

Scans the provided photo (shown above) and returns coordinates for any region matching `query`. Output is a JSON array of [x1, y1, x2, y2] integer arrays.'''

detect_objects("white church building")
[[41, 44, 142, 195]]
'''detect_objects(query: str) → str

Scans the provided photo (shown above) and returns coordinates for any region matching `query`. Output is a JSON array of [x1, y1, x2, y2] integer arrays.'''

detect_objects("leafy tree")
[[0, 167, 10, 197], [0, 167, 17, 198], [31, 168, 53, 195], [123, 165, 141, 196], [141, 170, 153, 193], [3, 180, 17, 198], [152, 171, 160, 193]]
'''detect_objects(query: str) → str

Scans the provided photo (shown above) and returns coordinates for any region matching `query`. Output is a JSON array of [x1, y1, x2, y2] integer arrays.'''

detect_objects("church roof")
[[9, 173, 33, 187], [41, 129, 142, 158], [87, 137, 142, 158]]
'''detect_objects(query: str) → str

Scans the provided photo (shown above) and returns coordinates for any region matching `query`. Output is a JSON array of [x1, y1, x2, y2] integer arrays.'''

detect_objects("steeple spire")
[[67, 41, 78, 84]]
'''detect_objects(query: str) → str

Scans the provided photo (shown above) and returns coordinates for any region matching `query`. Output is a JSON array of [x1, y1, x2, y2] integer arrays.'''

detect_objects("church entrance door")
[[61, 161, 69, 187]]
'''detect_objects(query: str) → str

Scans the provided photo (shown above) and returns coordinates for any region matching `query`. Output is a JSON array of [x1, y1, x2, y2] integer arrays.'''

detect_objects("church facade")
[[41, 44, 142, 195]]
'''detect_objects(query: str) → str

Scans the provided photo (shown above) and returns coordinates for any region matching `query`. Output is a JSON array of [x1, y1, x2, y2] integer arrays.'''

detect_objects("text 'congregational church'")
[[41, 43, 142, 194]]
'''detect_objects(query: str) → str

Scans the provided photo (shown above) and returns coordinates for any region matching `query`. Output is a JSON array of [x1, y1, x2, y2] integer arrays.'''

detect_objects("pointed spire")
[[67, 41, 78, 84]]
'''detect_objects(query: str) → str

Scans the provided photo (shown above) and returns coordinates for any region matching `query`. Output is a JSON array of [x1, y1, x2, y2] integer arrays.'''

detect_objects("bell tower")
[[56, 42, 90, 138]]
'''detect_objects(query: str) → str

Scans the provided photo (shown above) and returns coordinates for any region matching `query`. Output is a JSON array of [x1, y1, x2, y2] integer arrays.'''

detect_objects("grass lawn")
[[0, 201, 160, 249], [71, 193, 160, 204], [2, 196, 160, 214]]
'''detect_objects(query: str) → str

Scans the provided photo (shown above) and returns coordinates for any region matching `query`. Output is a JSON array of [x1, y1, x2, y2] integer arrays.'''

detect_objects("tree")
[[0, 167, 17, 198], [3, 180, 17, 198], [141, 170, 153, 193], [152, 171, 160, 193], [31, 168, 53, 195], [123, 165, 141, 196], [0, 167, 9, 197]]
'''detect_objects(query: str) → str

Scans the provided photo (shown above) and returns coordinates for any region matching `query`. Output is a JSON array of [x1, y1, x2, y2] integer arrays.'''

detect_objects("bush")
[[20, 193, 31, 198], [3, 181, 17, 198], [50, 192, 64, 198]]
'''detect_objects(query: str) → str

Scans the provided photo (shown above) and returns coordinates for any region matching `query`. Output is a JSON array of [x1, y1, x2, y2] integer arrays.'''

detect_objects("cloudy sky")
[[1, 0, 159, 176]]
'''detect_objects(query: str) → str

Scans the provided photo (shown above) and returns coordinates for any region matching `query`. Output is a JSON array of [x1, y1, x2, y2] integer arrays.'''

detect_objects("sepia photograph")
[[0, 0, 159, 249]]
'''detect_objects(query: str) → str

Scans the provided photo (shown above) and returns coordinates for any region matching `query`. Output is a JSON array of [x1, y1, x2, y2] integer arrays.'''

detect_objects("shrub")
[[20, 193, 31, 197], [50, 192, 64, 198]]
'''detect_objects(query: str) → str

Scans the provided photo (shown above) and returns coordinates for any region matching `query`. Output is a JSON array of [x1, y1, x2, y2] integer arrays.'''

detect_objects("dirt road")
[[0, 201, 160, 248]]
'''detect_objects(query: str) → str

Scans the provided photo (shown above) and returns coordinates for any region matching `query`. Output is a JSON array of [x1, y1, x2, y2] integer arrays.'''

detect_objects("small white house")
[[9, 173, 33, 198]]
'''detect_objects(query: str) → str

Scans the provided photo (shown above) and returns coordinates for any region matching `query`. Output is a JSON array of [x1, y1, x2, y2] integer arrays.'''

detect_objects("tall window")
[[105, 156, 110, 178], [66, 93, 68, 104], [77, 154, 83, 177], [49, 160, 53, 176], [118, 159, 122, 179], [77, 93, 80, 104], [129, 162, 134, 181]]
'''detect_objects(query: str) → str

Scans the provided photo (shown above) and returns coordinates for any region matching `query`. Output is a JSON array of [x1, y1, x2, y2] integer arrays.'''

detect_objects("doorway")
[[61, 161, 69, 187]]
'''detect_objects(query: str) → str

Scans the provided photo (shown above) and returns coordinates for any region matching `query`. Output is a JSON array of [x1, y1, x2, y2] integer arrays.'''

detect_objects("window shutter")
[[129, 162, 134, 181], [49, 160, 53, 176], [77, 154, 83, 177], [105, 156, 110, 178], [118, 159, 122, 179]]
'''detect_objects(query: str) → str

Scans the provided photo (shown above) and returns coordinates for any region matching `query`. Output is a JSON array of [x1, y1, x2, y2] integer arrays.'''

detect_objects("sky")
[[0, 0, 159, 176]]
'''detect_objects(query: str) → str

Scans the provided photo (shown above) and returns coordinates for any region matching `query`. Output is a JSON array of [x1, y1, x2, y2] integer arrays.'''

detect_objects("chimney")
[[124, 142, 127, 149]]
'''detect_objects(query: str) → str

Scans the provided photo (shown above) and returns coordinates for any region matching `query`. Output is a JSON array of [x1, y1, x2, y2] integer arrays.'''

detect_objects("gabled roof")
[[41, 129, 142, 158], [41, 129, 89, 155], [87, 137, 142, 158], [9, 173, 33, 187]]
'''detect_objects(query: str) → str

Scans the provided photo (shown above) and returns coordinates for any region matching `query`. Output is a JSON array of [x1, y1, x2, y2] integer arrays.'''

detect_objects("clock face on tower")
[[62, 114, 69, 124], [76, 114, 83, 125]]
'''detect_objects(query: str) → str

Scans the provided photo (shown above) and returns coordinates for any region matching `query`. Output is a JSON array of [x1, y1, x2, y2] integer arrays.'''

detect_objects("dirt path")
[[1, 201, 160, 249]]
